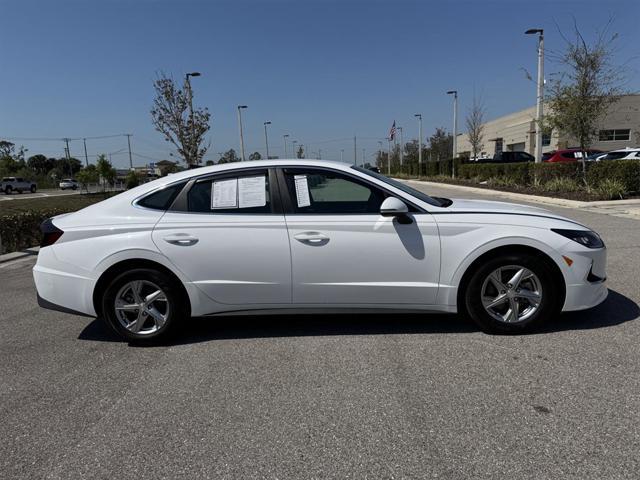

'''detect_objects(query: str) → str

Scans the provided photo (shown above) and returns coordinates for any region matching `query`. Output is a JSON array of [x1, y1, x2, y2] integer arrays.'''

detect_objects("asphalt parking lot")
[[1, 183, 639, 479]]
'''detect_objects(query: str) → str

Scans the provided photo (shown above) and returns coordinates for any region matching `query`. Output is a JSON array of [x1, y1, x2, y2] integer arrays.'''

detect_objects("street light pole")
[[292, 140, 298, 158], [446, 90, 458, 160], [526, 28, 544, 163], [185, 72, 201, 166], [340, 149, 344, 162], [283, 134, 289, 158], [415, 114, 422, 173], [237, 105, 247, 161], [263, 121, 271, 159], [83, 138, 89, 167]]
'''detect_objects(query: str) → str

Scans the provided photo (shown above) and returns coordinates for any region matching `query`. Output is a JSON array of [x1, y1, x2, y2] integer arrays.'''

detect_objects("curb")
[[399, 179, 640, 209], [0, 247, 40, 265]]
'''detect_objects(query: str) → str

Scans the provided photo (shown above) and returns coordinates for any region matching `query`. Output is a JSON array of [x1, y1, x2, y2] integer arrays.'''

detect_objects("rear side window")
[[137, 182, 186, 210], [187, 172, 271, 214]]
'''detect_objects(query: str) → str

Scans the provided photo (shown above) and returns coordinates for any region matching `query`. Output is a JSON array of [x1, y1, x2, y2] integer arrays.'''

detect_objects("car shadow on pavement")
[[78, 289, 638, 346]]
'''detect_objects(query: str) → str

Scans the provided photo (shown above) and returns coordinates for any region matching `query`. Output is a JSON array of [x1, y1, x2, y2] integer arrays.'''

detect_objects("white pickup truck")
[[1, 177, 37, 194]]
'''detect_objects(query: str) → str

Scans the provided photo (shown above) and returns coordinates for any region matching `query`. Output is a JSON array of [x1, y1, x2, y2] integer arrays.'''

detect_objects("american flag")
[[389, 121, 396, 141]]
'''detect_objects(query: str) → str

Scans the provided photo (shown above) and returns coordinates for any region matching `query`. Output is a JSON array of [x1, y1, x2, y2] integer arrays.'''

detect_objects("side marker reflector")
[[562, 255, 573, 267]]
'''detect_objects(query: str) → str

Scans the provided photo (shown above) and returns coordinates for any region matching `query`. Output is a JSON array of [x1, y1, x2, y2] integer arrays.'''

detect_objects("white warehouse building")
[[456, 94, 640, 158]]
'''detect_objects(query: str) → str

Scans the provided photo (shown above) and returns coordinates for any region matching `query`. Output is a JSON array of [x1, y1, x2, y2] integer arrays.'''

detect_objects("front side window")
[[188, 172, 271, 214], [284, 169, 386, 214]]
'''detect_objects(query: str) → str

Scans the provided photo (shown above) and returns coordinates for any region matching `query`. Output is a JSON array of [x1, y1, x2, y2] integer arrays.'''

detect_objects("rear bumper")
[[33, 248, 97, 317], [37, 293, 94, 317]]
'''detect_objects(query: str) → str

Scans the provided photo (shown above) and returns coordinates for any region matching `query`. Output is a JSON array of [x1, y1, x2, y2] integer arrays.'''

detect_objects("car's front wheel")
[[30, 185, 37, 193], [464, 253, 561, 334], [101, 268, 189, 343]]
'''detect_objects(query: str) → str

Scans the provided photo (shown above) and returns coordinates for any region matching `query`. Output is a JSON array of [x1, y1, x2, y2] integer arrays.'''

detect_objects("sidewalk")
[[0, 247, 39, 265], [402, 179, 640, 220]]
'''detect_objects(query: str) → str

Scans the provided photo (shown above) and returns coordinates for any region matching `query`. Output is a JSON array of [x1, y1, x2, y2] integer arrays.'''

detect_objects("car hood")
[[443, 198, 579, 223]]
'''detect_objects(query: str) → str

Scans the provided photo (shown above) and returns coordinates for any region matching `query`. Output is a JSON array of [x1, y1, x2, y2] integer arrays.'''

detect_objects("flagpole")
[[387, 137, 391, 176]]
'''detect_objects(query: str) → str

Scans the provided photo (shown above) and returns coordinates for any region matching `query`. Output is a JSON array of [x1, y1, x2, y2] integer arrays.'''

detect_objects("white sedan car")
[[33, 160, 607, 342], [59, 178, 79, 190]]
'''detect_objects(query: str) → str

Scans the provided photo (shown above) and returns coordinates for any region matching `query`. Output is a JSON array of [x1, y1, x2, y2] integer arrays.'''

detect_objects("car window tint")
[[138, 182, 186, 210], [285, 169, 386, 214], [604, 152, 627, 160], [188, 173, 271, 214]]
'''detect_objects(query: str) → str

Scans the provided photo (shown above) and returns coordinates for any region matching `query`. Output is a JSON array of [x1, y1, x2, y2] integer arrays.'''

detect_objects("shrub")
[[586, 160, 640, 193], [543, 177, 582, 192], [530, 162, 581, 184], [595, 178, 627, 200], [0, 209, 66, 254], [487, 176, 518, 188]]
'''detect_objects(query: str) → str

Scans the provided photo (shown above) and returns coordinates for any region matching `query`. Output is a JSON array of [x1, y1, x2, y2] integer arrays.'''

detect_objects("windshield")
[[352, 166, 446, 207]]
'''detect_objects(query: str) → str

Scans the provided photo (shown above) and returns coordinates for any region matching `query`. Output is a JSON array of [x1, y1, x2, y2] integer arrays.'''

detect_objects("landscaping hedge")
[[0, 209, 67, 254], [394, 160, 640, 194]]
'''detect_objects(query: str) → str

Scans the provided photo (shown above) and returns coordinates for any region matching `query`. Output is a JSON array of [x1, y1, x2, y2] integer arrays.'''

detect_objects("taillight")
[[40, 218, 64, 247]]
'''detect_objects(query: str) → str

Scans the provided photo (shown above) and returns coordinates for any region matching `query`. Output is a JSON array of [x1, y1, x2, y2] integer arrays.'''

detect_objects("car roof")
[[160, 159, 354, 183], [608, 147, 640, 153]]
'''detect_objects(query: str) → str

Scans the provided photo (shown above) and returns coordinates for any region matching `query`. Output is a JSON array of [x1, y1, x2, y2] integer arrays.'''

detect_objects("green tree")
[[205, 160, 214, 166], [296, 145, 305, 159], [27, 154, 55, 174], [125, 170, 142, 189], [249, 151, 262, 161], [466, 95, 486, 161], [76, 165, 99, 191], [428, 128, 453, 162], [96, 154, 116, 190], [150, 72, 211, 167], [218, 149, 239, 164], [545, 21, 624, 176]]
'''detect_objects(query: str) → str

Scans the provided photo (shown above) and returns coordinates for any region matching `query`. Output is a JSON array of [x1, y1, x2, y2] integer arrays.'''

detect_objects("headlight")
[[551, 228, 604, 249]]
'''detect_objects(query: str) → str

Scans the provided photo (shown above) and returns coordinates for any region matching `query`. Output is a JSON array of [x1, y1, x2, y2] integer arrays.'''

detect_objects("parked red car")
[[542, 148, 603, 163]]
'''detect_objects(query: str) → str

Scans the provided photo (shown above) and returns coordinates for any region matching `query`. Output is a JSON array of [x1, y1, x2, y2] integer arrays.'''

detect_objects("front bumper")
[[561, 244, 608, 312]]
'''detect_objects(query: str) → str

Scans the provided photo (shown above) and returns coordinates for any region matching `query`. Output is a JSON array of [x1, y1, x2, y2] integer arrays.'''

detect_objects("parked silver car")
[[0, 177, 37, 194]]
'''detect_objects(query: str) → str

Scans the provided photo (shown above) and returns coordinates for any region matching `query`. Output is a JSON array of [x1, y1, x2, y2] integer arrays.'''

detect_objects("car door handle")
[[163, 234, 199, 246], [293, 231, 330, 245]]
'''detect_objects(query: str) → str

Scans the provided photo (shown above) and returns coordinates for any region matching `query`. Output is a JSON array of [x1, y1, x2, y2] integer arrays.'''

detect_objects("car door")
[[151, 168, 291, 305], [277, 167, 440, 305]]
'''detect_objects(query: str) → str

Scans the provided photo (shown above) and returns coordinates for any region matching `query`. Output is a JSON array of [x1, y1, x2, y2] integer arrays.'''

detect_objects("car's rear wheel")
[[101, 268, 188, 343], [30, 185, 36, 193], [4, 186, 11, 194], [464, 253, 561, 334]]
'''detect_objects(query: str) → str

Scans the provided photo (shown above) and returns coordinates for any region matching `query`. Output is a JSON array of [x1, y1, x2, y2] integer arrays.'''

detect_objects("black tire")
[[101, 268, 190, 343], [463, 252, 561, 334], [4, 186, 10, 195], [30, 185, 37, 193], [72, 185, 77, 190]]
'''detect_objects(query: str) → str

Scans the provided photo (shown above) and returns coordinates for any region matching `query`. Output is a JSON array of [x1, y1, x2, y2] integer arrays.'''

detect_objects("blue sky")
[[1, 0, 638, 167]]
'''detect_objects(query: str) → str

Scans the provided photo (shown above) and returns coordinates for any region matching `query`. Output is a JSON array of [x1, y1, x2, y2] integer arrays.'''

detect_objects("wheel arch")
[[455, 244, 566, 316], [92, 258, 191, 317]]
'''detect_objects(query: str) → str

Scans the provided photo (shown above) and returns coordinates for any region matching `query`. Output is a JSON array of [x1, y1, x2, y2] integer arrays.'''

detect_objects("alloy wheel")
[[481, 265, 542, 324], [114, 280, 170, 335]]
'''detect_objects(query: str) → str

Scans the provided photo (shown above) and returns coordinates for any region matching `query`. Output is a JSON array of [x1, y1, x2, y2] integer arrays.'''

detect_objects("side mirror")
[[380, 197, 411, 223]]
